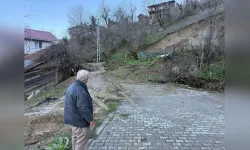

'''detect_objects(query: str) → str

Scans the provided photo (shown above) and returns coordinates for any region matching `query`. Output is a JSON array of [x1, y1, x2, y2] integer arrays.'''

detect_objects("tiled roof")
[[24, 50, 45, 60], [24, 28, 58, 42], [148, 1, 176, 8], [24, 61, 46, 72]]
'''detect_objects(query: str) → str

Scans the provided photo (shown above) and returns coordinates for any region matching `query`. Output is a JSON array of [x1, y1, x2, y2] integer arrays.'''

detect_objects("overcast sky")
[[1, 0, 184, 39]]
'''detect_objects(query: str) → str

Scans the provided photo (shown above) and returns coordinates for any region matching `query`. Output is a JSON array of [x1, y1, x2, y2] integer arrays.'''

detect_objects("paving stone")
[[88, 84, 225, 150], [98, 146, 108, 150], [107, 146, 118, 150]]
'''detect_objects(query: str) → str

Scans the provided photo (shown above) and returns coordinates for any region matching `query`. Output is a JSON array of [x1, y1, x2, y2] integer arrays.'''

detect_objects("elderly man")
[[64, 70, 94, 150]]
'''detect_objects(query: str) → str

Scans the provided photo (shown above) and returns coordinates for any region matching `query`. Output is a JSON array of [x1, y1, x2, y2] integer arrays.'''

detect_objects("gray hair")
[[76, 70, 89, 81]]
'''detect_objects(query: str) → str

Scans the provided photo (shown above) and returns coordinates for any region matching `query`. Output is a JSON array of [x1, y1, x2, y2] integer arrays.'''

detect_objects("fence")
[[24, 62, 61, 100]]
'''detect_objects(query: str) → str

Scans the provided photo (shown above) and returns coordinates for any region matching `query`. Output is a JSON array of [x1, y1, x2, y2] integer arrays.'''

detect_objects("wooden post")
[[200, 29, 206, 70], [42, 68, 47, 90], [55, 67, 59, 83], [125, 51, 127, 60], [165, 46, 167, 57]]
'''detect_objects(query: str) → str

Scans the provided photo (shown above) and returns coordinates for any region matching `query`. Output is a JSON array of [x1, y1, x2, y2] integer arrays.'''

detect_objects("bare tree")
[[113, 7, 128, 22], [68, 34, 96, 64], [108, 7, 147, 59], [202, 0, 224, 10], [129, 2, 137, 22], [67, 4, 84, 26], [200, 1, 224, 79], [90, 16, 97, 35], [100, 3, 111, 27]]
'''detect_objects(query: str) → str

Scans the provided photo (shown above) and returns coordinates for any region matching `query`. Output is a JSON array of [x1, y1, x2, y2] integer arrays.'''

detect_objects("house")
[[137, 14, 149, 25], [184, 0, 205, 4], [24, 28, 58, 55], [68, 22, 92, 38], [147, 0, 176, 25], [24, 49, 63, 100], [24, 50, 45, 70]]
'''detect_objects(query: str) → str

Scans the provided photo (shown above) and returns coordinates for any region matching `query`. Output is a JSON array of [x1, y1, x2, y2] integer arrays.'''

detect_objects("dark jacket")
[[64, 80, 93, 128]]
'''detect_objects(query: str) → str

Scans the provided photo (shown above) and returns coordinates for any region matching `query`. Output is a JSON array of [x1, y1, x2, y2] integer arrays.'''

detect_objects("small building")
[[147, 0, 176, 25], [24, 29, 58, 55], [68, 22, 92, 38], [137, 14, 149, 25]]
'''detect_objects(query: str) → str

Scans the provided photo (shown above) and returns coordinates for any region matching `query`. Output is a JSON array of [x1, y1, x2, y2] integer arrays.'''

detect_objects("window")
[[35, 41, 39, 49], [35, 41, 42, 49], [39, 42, 42, 48]]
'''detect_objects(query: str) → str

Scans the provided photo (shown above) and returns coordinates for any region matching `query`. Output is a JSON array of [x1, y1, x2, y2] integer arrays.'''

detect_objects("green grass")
[[146, 34, 162, 45], [89, 119, 103, 140], [108, 51, 162, 82], [45, 136, 71, 150], [119, 113, 130, 117], [95, 119, 103, 128], [26, 81, 67, 107], [123, 57, 160, 67], [123, 59, 140, 65], [109, 116, 114, 121], [152, 73, 160, 80], [108, 52, 162, 82], [45, 119, 104, 149], [106, 102, 119, 113], [199, 61, 225, 81], [110, 51, 125, 62]]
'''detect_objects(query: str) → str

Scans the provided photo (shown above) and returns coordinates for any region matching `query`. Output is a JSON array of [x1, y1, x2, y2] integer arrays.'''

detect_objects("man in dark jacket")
[[64, 70, 94, 150]]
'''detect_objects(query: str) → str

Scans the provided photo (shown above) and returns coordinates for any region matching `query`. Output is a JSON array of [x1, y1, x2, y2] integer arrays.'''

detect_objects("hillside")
[[145, 5, 224, 52], [106, 6, 225, 91]]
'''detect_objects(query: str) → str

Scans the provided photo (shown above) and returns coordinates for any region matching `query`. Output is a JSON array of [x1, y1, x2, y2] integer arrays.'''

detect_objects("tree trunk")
[[130, 51, 138, 60], [102, 52, 109, 63]]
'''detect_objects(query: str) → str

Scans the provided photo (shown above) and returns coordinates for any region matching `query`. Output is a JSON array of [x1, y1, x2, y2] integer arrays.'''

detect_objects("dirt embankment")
[[145, 10, 225, 53], [24, 63, 128, 150], [105, 11, 225, 91]]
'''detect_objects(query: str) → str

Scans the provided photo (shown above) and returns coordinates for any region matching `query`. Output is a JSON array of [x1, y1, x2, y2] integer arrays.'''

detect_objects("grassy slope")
[[25, 77, 75, 108], [107, 50, 225, 91]]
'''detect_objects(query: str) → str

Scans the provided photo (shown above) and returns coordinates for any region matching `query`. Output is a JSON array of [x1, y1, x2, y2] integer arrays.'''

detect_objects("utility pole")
[[96, 19, 101, 63]]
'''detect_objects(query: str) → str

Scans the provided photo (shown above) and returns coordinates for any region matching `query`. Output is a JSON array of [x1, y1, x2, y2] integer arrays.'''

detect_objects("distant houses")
[[137, 0, 181, 26], [24, 29, 61, 99], [24, 28, 58, 55], [147, 0, 177, 25], [68, 21, 97, 38], [137, 14, 149, 25]]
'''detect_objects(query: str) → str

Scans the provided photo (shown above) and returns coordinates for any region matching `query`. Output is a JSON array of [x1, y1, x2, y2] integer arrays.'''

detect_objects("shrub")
[[45, 136, 71, 150], [199, 61, 225, 81]]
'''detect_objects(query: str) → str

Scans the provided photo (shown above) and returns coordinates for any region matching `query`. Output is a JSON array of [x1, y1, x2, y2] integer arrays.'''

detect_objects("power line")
[[119, 0, 127, 6]]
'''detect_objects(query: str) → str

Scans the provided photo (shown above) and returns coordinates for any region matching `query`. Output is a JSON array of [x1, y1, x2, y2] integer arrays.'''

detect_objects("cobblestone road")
[[89, 84, 225, 150]]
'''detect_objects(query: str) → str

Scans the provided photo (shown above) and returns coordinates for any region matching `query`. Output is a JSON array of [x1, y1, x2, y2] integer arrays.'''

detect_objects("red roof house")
[[24, 28, 58, 55]]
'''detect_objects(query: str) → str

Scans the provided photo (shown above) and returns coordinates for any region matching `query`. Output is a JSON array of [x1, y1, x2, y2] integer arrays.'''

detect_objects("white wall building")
[[24, 28, 58, 55]]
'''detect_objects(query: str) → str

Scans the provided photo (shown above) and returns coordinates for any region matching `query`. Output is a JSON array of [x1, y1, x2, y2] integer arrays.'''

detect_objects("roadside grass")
[[45, 134, 72, 150], [89, 118, 103, 140], [119, 113, 130, 118], [106, 102, 119, 114], [199, 61, 225, 81], [45, 119, 104, 150]]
